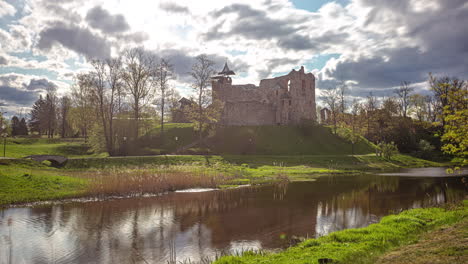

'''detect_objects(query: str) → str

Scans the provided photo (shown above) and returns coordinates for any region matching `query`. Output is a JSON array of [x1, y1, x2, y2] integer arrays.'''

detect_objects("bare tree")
[[425, 95, 438, 122], [429, 73, 465, 126], [59, 96, 71, 138], [364, 92, 378, 137], [89, 60, 112, 153], [410, 94, 429, 122], [350, 99, 361, 154], [152, 58, 175, 140], [323, 87, 339, 134], [395, 81, 414, 118], [70, 73, 94, 142], [44, 87, 58, 138], [105, 57, 123, 154], [338, 79, 347, 114], [122, 48, 153, 138], [188, 54, 217, 141]]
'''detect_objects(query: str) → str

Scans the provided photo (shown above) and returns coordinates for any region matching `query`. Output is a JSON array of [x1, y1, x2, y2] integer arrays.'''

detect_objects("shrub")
[[377, 141, 399, 159]]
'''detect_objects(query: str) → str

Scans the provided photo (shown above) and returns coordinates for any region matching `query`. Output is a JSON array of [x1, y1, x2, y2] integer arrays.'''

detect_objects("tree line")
[[321, 73, 467, 160], [19, 49, 222, 155]]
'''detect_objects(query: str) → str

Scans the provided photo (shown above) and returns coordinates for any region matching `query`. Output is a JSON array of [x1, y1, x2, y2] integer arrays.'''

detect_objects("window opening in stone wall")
[[289, 100, 291, 106], [287, 80, 291, 92]]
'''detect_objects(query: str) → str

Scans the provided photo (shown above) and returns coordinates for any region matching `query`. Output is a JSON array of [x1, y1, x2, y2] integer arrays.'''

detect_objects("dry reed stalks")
[[79, 165, 232, 197]]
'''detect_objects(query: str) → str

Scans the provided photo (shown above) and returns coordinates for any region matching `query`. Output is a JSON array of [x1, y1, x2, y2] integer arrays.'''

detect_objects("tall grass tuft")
[[80, 165, 233, 198]]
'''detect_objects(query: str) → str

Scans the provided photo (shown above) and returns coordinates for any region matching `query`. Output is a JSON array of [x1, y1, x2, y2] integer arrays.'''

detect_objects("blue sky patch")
[[291, 0, 349, 12]]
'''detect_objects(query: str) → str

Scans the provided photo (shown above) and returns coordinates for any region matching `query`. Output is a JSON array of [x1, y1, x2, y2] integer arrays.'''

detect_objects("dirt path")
[[377, 219, 468, 264]]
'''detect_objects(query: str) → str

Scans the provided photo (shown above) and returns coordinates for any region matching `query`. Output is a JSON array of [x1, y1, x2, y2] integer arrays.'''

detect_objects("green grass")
[[2, 137, 107, 158], [377, 218, 467, 264], [214, 201, 468, 264], [134, 123, 376, 155], [0, 160, 88, 206], [64, 154, 442, 171]]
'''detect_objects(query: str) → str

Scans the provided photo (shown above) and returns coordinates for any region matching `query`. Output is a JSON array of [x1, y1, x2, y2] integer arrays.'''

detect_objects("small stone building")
[[171, 97, 194, 123], [212, 63, 316, 126], [320, 108, 332, 124]]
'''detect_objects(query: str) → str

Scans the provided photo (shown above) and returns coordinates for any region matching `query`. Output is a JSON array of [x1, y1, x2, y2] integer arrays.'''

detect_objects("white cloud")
[[0, 0, 16, 17], [0, 0, 466, 113]]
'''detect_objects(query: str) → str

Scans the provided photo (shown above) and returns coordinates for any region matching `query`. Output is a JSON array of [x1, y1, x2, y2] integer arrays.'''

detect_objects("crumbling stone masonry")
[[212, 64, 316, 126]]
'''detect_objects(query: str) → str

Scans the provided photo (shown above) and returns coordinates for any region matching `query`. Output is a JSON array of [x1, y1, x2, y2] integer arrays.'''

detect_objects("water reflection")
[[0, 174, 466, 264]]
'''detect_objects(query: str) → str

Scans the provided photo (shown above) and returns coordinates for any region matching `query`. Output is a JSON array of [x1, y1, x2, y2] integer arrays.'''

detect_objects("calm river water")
[[0, 170, 466, 263]]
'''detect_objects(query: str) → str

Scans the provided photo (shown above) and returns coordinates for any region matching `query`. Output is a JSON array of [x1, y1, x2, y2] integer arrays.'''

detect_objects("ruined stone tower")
[[211, 64, 316, 126]]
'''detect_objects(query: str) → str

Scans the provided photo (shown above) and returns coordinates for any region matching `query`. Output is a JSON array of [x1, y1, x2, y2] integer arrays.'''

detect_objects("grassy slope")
[[377, 218, 467, 264], [214, 201, 468, 264], [0, 160, 88, 205], [64, 154, 440, 171], [134, 123, 375, 155], [3, 137, 106, 158]]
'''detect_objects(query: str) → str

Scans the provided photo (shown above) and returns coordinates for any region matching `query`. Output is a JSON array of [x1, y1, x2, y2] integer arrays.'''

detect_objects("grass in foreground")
[[0, 162, 88, 205], [377, 217, 467, 264], [214, 201, 468, 264]]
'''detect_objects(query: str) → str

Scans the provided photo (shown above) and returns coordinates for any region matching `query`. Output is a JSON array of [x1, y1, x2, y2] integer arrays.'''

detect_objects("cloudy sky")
[[0, 0, 467, 116]]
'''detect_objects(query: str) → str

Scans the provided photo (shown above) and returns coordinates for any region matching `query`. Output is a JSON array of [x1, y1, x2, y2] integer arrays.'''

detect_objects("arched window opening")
[[287, 80, 291, 92]]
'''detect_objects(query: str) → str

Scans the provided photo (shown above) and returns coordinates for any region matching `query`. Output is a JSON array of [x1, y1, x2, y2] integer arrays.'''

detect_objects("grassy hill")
[[1, 138, 102, 158], [133, 123, 375, 155]]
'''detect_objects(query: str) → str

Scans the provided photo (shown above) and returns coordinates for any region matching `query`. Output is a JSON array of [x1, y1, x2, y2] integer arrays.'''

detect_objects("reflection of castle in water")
[[0, 176, 465, 264]]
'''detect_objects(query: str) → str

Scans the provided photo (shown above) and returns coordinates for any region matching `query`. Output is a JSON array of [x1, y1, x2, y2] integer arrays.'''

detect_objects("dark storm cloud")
[[43, 2, 82, 23], [159, 2, 190, 14], [120, 31, 149, 43], [85, 6, 130, 34], [0, 85, 40, 106], [278, 31, 349, 51], [37, 22, 111, 59], [0, 76, 56, 107], [256, 58, 300, 78], [202, 4, 325, 51], [23, 78, 58, 92], [0, 56, 7, 65], [324, 0, 468, 96]]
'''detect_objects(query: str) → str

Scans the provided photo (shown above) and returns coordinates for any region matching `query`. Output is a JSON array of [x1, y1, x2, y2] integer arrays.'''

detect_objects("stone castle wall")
[[212, 66, 316, 126]]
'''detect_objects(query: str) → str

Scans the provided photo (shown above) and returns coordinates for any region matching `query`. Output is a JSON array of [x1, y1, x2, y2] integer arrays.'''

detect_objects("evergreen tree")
[[19, 118, 28, 135], [29, 96, 46, 134], [11, 116, 20, 136]]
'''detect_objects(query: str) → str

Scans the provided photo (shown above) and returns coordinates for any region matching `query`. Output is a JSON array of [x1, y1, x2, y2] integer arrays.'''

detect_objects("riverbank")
[[0, 154, 449, 206], [214, 201, 468, 264], [377, 216, 467, 264]]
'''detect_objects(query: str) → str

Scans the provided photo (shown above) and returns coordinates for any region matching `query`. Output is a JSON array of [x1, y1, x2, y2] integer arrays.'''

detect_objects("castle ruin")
[[212, 63, 316, 126]]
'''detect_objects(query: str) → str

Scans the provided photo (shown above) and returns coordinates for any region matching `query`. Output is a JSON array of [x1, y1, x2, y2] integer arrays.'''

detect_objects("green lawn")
[[0, 160, 88, 205], [2, 137, 106, 158], [64, 154, 441, 171], [214, 201, 468, 264]]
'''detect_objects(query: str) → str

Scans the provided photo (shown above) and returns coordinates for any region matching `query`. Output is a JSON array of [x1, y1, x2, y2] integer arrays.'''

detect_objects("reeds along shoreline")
[[80, 166, 233, 197]]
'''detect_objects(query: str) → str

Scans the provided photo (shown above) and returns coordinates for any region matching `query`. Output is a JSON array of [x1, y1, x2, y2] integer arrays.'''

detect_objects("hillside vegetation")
[[1, 137, 103, 158], [133, 123, 375, 155]]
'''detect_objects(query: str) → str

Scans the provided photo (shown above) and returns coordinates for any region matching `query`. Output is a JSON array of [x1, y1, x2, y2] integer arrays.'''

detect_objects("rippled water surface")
[[0, 171, 466, 264]]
